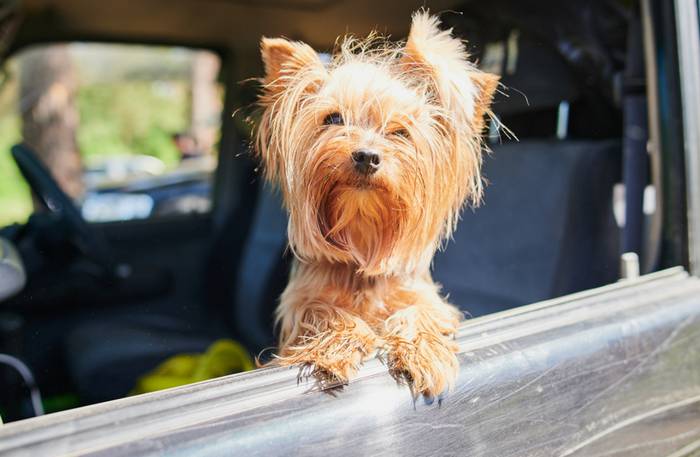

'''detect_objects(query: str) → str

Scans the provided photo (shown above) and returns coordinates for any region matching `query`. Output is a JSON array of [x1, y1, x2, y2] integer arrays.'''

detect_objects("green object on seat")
[[131, 339, 255, 395], [43, 393, 80, 414]]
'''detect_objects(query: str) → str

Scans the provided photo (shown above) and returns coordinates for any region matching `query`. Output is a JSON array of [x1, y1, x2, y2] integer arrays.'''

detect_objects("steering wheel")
[[11, 144, 117, 275]]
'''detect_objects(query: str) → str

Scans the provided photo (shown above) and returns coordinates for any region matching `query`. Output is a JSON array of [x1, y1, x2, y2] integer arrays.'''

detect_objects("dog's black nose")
[[351, 149, 381, 175]]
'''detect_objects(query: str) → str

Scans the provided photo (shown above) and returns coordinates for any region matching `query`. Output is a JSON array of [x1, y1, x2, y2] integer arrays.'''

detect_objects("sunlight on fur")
[[255, 11, 498, 397]]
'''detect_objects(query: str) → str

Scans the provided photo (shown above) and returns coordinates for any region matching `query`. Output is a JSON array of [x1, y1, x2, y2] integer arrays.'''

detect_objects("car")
[[0, 0, 699, 455]]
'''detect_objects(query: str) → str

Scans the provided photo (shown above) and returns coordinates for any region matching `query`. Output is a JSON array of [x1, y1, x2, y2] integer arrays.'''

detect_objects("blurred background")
[[0, 43, 222, 225]]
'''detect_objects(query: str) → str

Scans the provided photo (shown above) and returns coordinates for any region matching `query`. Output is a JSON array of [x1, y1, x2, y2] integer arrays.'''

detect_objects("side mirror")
[[0, 237, 26, 302]]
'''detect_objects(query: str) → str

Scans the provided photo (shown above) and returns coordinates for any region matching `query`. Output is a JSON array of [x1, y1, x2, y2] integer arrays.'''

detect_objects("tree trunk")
[[19, 44, 83, 202], [189, 51, 220, 155]]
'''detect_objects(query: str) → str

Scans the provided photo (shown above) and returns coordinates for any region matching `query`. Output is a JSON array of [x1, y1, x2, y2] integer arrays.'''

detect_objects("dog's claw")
[[437, 390, 447, 406], [422, 389, 447, 406]]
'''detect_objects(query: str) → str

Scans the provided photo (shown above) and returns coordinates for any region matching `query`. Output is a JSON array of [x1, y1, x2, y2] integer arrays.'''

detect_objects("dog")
[[255, 11, 498, 397]]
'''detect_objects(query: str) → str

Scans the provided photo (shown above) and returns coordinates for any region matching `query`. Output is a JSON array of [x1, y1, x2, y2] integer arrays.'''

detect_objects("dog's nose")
[[351, 149, 381, 175]]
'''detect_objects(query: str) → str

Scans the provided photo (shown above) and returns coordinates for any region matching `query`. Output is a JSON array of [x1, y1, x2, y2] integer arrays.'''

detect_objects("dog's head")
[[256, 12, 498, 275]]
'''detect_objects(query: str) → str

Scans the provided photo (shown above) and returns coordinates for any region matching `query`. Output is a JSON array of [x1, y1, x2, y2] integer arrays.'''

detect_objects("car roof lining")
[[10, 0, 459, 61]]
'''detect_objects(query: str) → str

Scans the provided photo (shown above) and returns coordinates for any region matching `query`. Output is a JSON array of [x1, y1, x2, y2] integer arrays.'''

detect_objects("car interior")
[[0, 0, 641, 421]]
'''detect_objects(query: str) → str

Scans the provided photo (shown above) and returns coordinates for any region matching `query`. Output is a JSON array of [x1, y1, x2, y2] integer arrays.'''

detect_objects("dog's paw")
[[385, 334, 459, 399], [296, 352, 363, 386], [276, 326, 378, 389]]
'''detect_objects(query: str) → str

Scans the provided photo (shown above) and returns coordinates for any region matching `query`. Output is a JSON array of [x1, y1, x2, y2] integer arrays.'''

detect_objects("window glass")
[[0, 43, 222, 225]]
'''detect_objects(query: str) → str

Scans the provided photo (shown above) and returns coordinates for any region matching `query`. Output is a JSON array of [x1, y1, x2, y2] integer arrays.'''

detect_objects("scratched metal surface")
[[1, 268, 700, 457]]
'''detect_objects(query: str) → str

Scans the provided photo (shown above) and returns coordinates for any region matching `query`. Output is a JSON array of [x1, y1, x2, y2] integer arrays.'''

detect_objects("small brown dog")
[[256, 12, 498, 397]]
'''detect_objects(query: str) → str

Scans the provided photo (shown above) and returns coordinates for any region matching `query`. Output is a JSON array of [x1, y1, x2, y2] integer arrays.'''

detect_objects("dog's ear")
[[401, 12, 499, 133], [469, 71, 500, 134], [401, 11, 499, 211], [260, 37, 325, 97]]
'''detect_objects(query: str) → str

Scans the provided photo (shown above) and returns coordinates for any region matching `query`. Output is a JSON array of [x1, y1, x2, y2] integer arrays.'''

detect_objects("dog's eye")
[[323, 112, 344, 126], [392, 128, 410, 139]]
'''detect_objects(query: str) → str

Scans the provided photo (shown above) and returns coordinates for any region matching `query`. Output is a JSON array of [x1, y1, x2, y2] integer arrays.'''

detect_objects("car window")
[[0, 43, 222, 225]]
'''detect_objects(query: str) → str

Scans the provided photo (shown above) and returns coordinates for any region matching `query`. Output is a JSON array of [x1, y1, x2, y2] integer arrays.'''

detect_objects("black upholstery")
[[433, 139, 621, 316], [231, 185, 288, 353]]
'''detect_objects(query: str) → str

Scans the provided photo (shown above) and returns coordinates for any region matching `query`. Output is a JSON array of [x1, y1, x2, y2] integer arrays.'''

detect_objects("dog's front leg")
[[383, 292, 462, 398], [275, 302, 378, 385]]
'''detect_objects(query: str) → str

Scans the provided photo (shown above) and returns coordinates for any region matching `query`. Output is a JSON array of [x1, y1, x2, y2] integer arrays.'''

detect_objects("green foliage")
[[77, 81, 187, 167]]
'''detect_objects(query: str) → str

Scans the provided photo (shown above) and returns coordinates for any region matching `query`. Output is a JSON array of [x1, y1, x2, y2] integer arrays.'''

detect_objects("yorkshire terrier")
[[255, 12, 498, 397]]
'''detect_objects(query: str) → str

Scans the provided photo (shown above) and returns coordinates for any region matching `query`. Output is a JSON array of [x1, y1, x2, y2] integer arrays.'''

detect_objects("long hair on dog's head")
[[256, 12, 499, 276]]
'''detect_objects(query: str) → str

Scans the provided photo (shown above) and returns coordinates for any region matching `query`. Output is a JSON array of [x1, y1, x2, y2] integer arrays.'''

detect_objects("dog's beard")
[[320, 182, 405, 274]]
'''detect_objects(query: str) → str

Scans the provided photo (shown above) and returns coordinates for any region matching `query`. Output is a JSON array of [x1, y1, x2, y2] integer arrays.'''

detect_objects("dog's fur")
[[255, 12, 498, 396]]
